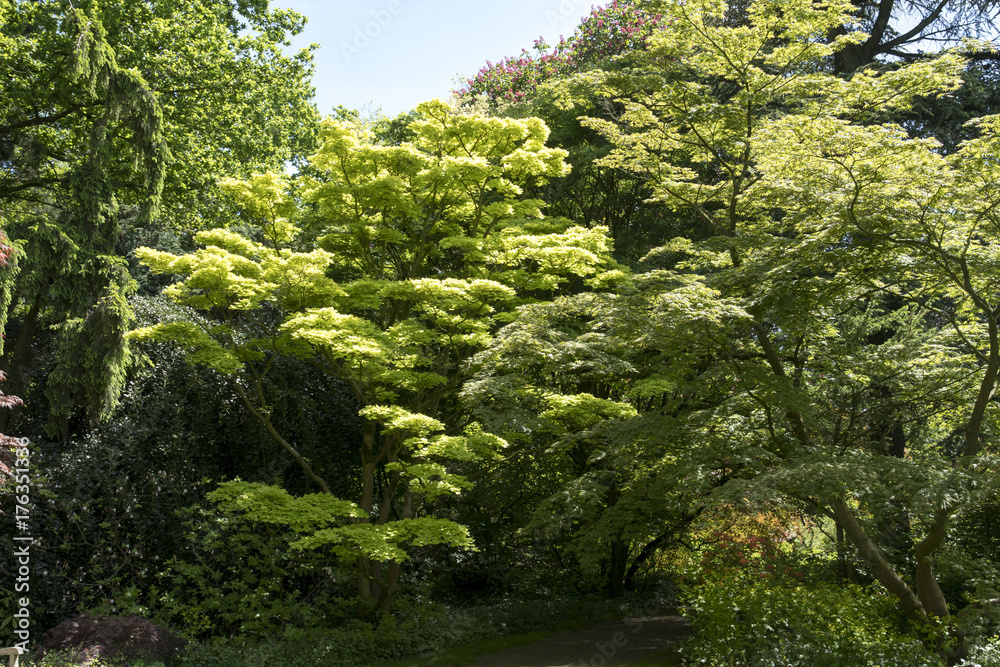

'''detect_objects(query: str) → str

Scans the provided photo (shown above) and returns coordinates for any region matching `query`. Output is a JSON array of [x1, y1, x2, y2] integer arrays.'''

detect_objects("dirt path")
[[469, 614, 692, 667]]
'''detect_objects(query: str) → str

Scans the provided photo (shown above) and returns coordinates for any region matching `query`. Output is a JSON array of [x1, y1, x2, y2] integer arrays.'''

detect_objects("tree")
[[455, 1, 715, 263], [824, 0, 1000, 73], [469, 0, 1000, 658], [894, 59, 1000, 153], [0, 0, 318, 438], [463, 287, 723, 597], [130, 100, 624, 615]]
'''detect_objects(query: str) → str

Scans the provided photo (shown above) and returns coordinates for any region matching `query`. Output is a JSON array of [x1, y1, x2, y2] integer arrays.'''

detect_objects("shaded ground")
[[469, 615, 692, 667]]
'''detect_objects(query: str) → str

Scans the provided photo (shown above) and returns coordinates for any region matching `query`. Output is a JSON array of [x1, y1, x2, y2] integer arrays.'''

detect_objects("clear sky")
[[278, 0, 596, 118]]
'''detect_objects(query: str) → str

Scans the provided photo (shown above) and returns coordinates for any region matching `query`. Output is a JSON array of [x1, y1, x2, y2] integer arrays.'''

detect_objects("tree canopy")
[[4, 0, 1000, 663], [0, 0, 318, 439], [131, 99, 624, 613]]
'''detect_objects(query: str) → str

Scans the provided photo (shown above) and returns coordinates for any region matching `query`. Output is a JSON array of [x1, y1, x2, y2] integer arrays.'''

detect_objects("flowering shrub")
[[569, 0, 667, 64], [0, 231, 11, 265], [456, 0, 667, 104]]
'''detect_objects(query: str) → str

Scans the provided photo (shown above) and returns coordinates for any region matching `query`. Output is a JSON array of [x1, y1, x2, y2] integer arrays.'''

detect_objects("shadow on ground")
[[469, 614, 692, 667]]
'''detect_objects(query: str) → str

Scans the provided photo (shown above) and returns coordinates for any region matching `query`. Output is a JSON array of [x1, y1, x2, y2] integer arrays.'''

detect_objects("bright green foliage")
[[540, 393, 637, 430], [132, 99, 622, 613], [584, 0, 964, 236], [207, 479, 476, 563], [208, 481, 365, 530], [463, 0, 999, 652], [292, 517, 475, 563], [218, 173, 301, 245], [135, 228, 342, 313], [206, 481, 474, 564]]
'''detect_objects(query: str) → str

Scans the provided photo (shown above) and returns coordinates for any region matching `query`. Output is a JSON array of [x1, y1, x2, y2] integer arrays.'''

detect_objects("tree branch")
[[233, 377, 333, 495], [0, 104, 86, 135]]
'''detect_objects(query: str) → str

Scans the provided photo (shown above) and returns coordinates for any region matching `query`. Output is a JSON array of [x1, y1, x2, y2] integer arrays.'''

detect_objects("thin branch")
[[0, 105, 86, 135], [233, 377, 334, 495]]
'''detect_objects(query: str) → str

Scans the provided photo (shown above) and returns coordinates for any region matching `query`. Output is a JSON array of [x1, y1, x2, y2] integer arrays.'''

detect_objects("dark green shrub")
[[170, 593, 641, 667], [150, 504, 352, 641], [680, 579, 940, 666], [0, 295, 361, 637]]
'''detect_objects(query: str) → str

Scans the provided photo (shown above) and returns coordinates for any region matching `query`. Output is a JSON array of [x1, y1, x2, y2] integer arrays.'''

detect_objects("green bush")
[[148, 504, 353, 641], [958, 635, 1000, 667], [680, 579, 940, 666]]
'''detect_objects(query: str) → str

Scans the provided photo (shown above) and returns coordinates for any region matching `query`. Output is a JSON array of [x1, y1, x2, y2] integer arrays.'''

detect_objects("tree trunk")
[[624, 513, 701, 591], [834, 499, 929, 623], [914, 509, 950, 619], [835, 521, 856, 583], [607, 537, 629, 598], [624, 532, 669, 592], [379, 488, 412, 614], [357, 420, 378, 609], [360, 420, 377, 516], [833, 41, 875, 74], [963, 314, 1000, 458]]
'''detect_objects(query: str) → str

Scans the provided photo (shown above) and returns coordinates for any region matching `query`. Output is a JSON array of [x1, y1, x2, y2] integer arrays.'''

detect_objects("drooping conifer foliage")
[[0, 231, 23, 455], [0, 0, 318, 439]]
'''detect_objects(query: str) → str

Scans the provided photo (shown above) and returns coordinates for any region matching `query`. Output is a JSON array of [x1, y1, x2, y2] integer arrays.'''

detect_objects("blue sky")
[[278, 0, 597, 118]]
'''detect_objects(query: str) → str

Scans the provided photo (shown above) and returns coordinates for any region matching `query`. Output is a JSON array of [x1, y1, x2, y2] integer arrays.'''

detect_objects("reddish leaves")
[[37, 615, 187, 665], [0, 230, 10, 266], [0, 228, 25, 482]]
